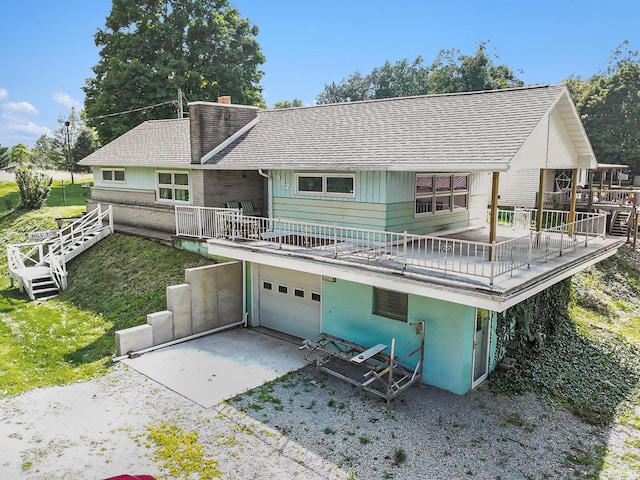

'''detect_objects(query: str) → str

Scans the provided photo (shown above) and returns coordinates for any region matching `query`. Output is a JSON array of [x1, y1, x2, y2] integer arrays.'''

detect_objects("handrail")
[[175, 206, 609, 284], [7, 205, 113, 297]]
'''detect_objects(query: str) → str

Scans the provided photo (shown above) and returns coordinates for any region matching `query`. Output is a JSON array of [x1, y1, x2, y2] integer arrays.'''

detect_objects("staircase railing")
[[49, 253, 67, 291], [44, 204, 113, 263], [7, 205, 113, 297]]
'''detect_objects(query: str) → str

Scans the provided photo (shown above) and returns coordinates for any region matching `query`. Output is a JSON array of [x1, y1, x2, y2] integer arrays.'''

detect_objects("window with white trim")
[[101, 168, 125, 183], [415, 174, 468, 216], [157, 171, 190, 204], [295, 173, 355, 197], [373, 287, 408, 322]]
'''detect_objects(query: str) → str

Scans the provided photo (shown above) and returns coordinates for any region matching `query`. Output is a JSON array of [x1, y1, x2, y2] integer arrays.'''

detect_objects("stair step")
[[33, 287, 60, 294]]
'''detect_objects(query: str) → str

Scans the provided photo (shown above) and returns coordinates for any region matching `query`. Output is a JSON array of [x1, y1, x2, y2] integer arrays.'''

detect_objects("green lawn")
[[0, 199, 214, 396], [0, 173, 93, 213]]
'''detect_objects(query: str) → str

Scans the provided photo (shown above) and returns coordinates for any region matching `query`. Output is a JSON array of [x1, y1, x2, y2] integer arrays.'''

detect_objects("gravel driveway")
[[0, 359, 614, 479]]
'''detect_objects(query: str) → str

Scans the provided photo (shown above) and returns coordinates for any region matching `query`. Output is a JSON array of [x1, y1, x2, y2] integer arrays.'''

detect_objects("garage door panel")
[[258, 266, 321, 339]]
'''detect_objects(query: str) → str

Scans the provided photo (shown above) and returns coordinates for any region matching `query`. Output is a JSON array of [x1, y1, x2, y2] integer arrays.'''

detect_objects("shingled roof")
[[203, 84, 593, 172], [79, 84, 594, 172], [79, 118, 191, 167]]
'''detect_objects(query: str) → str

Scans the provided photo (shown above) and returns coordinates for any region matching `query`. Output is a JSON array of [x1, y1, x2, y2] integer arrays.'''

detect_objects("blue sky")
[[1, 0, 639, 148]]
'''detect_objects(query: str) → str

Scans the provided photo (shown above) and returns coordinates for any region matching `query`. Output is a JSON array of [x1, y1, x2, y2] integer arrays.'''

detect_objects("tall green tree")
[[84, 0, 265, 144], [316, 42, 523, 104], [566, 41, 640, 174], [72, 130, 98, 170]]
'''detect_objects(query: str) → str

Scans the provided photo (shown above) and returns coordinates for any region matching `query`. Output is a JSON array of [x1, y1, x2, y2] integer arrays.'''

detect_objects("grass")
[[490, 245, 640, 478], [0, 175, 93, 214], [0, 185, 214, 395]]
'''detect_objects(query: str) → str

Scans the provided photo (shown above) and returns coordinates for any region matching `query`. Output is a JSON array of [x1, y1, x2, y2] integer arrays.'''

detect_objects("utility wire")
[[85, 100, 176, 121]]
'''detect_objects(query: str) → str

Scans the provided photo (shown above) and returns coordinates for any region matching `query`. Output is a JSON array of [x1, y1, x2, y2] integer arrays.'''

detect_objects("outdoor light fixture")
[[55, 216, 64, 229]]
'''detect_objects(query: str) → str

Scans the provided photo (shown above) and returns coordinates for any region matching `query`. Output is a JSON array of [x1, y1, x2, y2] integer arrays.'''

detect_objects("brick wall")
[[91, 187, 156, 206], [192, 170, 265, 212], [87, 200, 176, 233], [189, 101, 259, 164]]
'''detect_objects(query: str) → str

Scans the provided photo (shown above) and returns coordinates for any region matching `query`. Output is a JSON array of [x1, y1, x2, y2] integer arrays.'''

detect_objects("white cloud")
[[0, 112, 50, 147], [53, 91, 82, 109], [0, 88, 7, 100], [2, 101, 38, 115]]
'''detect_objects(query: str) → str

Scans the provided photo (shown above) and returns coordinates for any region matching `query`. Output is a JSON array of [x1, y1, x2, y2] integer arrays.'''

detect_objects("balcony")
[[175, 206, 623, 302]]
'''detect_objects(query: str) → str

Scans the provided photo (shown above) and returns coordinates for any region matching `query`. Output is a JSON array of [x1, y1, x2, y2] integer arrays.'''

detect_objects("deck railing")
[[542, 188, 639, 207], [175, 206, 608, 284]]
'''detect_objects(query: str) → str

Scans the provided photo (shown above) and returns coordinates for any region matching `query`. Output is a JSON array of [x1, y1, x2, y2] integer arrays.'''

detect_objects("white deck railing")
[[7, 205, 113, 297], [543, 188, 639, 207], [175, 206, 608, 285]]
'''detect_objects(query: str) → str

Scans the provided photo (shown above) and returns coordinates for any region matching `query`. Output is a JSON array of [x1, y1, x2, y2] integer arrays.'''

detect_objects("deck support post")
[[489, 172, 499, 260], [568, 168, 578, 236], [536, 169, 545, 232]]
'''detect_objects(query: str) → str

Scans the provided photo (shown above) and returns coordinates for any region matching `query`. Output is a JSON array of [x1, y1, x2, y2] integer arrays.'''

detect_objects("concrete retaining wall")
[[115, 261, 243, 356]]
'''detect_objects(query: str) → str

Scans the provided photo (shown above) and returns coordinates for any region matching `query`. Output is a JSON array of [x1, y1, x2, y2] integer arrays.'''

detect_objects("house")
[[84, 85, 625, 396], [78, 97, 266, 232]]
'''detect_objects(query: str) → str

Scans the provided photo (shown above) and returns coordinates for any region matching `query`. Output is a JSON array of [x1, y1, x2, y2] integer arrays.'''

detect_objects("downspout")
[[242, 260, 248, 327], [258, 169, 271, 218]]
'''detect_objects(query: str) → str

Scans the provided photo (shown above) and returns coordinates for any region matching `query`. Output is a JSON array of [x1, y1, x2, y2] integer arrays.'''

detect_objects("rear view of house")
[[83, 85, 625, 396]]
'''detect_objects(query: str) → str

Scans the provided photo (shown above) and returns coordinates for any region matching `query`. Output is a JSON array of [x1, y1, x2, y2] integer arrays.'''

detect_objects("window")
[[294, 289, 305, 298], [102, 168, 125, 183], [157, 171, 190, 204], [263, 282, 272, 291], [278, 285, 288, 294], [373, 287, 408, 322], [415, 174, 469, 216], [295, 173, 355, 197], [311, 293, 321, 302]]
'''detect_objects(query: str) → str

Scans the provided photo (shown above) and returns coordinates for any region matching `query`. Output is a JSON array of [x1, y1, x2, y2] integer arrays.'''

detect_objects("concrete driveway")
[[122, 327, 308, 408]]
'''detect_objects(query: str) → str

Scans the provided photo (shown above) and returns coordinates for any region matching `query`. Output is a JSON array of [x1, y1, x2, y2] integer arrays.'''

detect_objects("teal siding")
[[273, 169, 473, 234], [274, 197, 387, 229], [322, 279, 476, 394]]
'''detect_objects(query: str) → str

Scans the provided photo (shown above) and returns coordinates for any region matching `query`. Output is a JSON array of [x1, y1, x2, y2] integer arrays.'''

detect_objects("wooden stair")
[[7, 205, 113, 301], [610, 210, 631, 236]]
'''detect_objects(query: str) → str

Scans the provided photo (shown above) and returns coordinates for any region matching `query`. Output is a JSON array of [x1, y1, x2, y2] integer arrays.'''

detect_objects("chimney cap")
[[217, 96, 231, 104]]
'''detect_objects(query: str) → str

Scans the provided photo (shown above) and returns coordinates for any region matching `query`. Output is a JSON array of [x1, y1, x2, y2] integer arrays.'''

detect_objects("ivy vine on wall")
[[495, 278, 573, 362]]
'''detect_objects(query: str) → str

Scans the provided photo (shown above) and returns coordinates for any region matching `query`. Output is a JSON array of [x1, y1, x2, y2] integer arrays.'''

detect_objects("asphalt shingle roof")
[[205, 84, 571, 172], [79, 118, 191, 167], [79, 85, 588, 173]]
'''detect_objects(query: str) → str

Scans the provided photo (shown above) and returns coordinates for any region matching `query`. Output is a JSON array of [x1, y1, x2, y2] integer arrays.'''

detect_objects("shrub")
[[14, 167, 53, 210]]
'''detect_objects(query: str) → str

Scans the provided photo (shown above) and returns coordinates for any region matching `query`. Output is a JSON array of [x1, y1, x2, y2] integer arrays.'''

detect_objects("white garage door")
[[258, 266, 321, 340]]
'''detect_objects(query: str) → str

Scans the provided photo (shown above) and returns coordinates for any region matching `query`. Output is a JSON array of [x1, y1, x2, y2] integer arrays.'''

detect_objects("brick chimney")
[[189, 97, 259, 164]]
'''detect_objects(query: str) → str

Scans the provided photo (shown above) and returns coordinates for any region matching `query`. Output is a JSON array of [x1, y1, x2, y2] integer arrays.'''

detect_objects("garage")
[[257, 265, 322, 340]]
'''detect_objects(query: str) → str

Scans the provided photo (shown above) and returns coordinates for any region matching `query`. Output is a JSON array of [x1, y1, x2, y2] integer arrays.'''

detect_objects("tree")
[[30, 135, 63, 170], [72, 130, 97, 170], [273, 99, 303, 109], [14, 167, 53, 210], [316, 42, 523, 104], [84, 0, 265, 144], [0, 145, 9, 169], [10, 144, 31, 166], [567, 41, 640, 174]]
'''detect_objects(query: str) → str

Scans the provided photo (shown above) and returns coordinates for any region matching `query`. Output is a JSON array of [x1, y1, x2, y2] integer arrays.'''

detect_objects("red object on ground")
[[103, 476, 156, 480]]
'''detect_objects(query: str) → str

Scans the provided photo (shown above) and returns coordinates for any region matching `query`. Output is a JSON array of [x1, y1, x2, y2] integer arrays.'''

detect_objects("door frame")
[[471, 308, 491, 388]]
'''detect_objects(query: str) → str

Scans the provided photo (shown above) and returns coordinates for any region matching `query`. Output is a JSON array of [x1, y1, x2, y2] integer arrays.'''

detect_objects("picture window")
[[295, 173, 355, 197], [415, 174, 469, 216]]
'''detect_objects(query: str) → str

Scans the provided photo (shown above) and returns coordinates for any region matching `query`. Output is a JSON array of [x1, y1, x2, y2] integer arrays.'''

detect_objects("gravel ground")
[[0, 360, 617, 480]]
